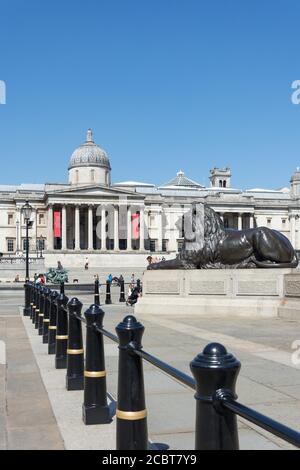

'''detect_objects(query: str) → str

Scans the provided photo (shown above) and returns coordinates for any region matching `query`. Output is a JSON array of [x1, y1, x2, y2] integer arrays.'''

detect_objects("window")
[[219, 180, 223, 187], [38, 213, 45, 225], [37, 238, 45, 250], [223, 180, 227, 188], [282, 218, 287, 227], [7, 214, 14, 225], [7, 239, 14, 252], [162, 239, 168, 252], [91, 169, 95, 182], [149, 239, 156, 252], [22, 238, 29, 251]]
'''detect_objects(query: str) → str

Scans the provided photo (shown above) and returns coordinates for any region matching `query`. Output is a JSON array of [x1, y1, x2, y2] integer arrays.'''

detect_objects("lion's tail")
[[253, 254, 299, 269]]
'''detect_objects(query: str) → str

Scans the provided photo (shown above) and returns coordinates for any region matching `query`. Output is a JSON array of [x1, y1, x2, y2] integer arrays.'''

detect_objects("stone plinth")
[[135, 269, 295, 318]]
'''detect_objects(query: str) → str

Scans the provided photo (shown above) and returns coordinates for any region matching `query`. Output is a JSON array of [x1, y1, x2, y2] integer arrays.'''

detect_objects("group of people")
[[33, 273, 46, 284], [147, 255, 166, 266]]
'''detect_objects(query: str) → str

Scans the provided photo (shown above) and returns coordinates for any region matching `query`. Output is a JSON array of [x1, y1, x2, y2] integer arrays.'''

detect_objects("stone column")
[[157, 210, 162, 252], [101, 207, 106, 251], [127, 207, 132, 251], [249, 214, 254, 229], [238, 213, 243, 231], [62, 205, 67, 250], [114, 206, 119, 251], [88, 205, 93, 251], [47, 205, 54, 251], [139, 206, 145, 251], [296, 215, 300, 250], [75, 205, 80, 250], [290, 214, 296, 247]]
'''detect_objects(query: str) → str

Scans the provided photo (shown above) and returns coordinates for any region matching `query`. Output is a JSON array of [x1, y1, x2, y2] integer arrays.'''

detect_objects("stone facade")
[[0, 129, 300, 267]]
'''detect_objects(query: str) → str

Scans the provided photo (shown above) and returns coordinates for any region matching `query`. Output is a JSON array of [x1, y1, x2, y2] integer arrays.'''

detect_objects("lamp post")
[[22, 201, 33, 316]]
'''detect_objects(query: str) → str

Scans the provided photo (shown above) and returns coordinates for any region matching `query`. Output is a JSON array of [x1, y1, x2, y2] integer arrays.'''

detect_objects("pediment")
[[46, 184, 143, 200]]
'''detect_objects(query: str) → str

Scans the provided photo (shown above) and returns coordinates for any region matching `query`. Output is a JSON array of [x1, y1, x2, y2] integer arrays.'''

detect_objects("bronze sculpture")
[[148, 204, 298, 269]]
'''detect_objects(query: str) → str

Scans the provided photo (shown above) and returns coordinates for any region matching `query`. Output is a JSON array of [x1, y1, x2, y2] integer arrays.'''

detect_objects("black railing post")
[[60, 281, 65, 295], [55, 291, 69, 369], [48, 290, 59, 354], [38, 286, 45, 336], [137, 279, 141, 291], [35, 285, 42, 330], [66, 298, 84, 391], [94, 279, 100, 306], [42, 287, 51, 344], [30, 282, 35, 320], [82, 304, 110, 425], [32, 284, 38, 325], [190, 342, 241, 450], [23, 280, 31, 316], [105, 280, 112, 304], [115, 315, 148, 450], [119, 279, 125, 303]]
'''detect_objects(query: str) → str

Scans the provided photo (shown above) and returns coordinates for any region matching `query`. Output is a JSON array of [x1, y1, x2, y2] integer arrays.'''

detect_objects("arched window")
[[219, 180, 223, 187], [91, 169, 95, 183], [223, 180, 227, 188], [75, 170, 79, 184]]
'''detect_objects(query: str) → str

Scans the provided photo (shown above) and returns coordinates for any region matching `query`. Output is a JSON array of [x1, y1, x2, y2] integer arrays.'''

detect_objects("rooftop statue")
[[148, 203, 298, 270]]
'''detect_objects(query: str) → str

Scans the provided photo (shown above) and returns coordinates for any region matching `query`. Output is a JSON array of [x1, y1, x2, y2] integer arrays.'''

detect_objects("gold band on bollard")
[[39, 314, 44, 317], [84, 370, 106, 378], [49, 326, 57, 330], [43, 319, 50, 323], [35, 309, 39, 313], [56, 335, 68, 340], [32, 305, 36, 309], [30, 303, 34, 306], [116, 409, 147, 421], [67, 348, 84, 355]]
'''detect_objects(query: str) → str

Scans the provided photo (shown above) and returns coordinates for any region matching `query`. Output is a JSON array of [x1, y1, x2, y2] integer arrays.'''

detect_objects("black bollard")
[[38, 286, 46, 336], [55, 291, 69, 369], [60, 281, 65, 295], [35, 284, 41, 330], [105, 280, 112, 304], [136, 279, 141, 292], [82, 304, 110, 425], [32, 284, 38, 325], [42, 287, 51, 343], [115, 315, 148, 450], [48, 290, 59, 354], [94, 279, 100, 306], [29, 282, 35, 320], [23, 280, 31, 316], [190, 342, 241, 450], [119, 279, 125, 303], [66, 298, 84, 390]]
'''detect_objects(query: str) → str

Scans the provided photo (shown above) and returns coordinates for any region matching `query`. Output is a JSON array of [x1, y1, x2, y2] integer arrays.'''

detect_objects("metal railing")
[[23, 280, 300, 450]]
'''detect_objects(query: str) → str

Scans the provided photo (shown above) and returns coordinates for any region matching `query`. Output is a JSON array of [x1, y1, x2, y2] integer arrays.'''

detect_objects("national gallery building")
[[0, 129, 300, 267]]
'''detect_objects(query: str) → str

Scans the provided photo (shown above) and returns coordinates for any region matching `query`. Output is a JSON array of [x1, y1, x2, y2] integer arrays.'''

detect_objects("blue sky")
[[1, 0, 300, 189]]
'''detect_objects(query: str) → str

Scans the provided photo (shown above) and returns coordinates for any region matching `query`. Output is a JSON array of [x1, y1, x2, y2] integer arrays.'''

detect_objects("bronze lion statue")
[[148, 204, 298, 269]]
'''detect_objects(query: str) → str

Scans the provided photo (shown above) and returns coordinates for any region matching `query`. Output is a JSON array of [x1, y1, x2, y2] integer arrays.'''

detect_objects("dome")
[[68, 129, 111, 171], [160, 170, 204, 188]]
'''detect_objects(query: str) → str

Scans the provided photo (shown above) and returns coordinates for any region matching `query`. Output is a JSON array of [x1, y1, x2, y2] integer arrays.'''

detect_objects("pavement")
[[0, 288, 300, 450]]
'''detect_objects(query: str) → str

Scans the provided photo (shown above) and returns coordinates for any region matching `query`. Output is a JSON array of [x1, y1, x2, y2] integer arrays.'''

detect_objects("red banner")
[[132, 213, 140, 239], [54, 211, 61, 238]]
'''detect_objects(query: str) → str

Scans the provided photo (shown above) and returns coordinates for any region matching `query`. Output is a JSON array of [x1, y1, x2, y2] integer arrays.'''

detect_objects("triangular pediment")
[[46, 184, 144, 200]]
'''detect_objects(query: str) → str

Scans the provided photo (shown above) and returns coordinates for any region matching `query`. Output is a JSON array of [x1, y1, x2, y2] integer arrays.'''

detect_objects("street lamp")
[[22, 200, 32, 316]]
